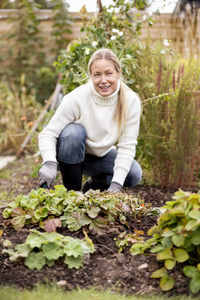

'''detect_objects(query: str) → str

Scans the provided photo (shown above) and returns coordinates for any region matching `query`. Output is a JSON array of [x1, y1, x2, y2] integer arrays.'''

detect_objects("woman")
[[38, 48, 142, 193]]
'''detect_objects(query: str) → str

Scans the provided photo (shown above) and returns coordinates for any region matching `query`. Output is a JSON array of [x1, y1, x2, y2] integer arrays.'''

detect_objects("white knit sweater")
[[38, 80, 141, 186]]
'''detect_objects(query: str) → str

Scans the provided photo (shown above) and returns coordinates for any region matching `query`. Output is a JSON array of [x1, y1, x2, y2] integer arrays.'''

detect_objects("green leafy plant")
[[3, 185, 149, 234], [115, 230, 144, 253], [2, 229, 94, 270], [130, 190, 200, 293]]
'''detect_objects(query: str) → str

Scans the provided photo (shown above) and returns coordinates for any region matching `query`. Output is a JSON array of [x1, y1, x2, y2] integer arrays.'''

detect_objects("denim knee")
[[124, 160, 142, 187], [56, 123, 86, 164]]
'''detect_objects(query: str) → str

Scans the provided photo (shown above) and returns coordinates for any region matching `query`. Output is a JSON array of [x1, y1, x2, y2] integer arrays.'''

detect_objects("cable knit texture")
[[38, 81, 141, 186]]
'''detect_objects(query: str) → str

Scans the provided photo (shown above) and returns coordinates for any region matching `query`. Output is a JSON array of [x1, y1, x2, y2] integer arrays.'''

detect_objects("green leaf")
[[183, 266, 199, 278], [2, 249, 19, 262], [191, 233, 200, 246], [34, 207, 48, 220], [63, 239, 84, 258], [25, 252, 46, 270], [65, 215, 82, 231], [157, 249, 173, 261], [160, 276, 174, 291], [89, 217, 108, 234], [3, 239, 12, 247], [3, 208, 13, 218], [86, 206, 101, 218], [188, 209, 200, 220], [15, 243, 31, 257], [185, 220, 199, 231], [174, 248, 189, 263], [26, 232, 46, 248], [164, 259, 176, 270], [130, 243, 145, 255], [150, 244, 164, 253], [64, 255, 83, 269], [172, 234, 185, 247], [189, 277, 200, 294], [151, 267, 168, 278], [42, 242, 63, 260], [11, 216, 26, 230]]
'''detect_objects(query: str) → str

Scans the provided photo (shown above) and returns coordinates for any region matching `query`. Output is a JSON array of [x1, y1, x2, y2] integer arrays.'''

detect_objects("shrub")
[[130, 190, 200, 293]]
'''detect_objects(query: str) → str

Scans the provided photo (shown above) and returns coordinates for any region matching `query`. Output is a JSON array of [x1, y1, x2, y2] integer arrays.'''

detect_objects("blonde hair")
[[88, 48, 127, 136]]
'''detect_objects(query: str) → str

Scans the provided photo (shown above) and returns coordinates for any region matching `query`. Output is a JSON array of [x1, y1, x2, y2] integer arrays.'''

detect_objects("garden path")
[[0, 156, 16, 170]]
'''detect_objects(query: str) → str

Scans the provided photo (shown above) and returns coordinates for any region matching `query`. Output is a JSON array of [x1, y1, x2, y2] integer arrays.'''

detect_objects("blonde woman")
[[38, 48, 142, 193]]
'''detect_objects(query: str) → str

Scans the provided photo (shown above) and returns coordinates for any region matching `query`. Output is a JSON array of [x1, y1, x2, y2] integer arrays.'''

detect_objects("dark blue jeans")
[[56, 123, 142, 188]]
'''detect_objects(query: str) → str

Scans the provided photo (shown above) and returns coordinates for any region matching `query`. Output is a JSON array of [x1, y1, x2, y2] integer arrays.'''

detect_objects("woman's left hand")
[[107, 182, 122, 193]]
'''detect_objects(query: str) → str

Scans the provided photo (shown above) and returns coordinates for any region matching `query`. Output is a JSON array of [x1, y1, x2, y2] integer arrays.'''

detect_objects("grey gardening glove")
[[107, 182, 122, 193], [38, 161, 57, 188]]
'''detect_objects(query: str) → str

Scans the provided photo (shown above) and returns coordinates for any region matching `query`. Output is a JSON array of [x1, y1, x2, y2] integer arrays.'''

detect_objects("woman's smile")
[[90, 59, 121, 96]]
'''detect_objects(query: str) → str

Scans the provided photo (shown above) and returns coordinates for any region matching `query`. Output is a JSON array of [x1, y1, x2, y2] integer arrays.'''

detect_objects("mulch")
[[0, 156, 197, 296]]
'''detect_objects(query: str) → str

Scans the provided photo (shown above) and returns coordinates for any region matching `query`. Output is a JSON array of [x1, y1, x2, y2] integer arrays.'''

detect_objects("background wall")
[[0, 9, 200, 58]]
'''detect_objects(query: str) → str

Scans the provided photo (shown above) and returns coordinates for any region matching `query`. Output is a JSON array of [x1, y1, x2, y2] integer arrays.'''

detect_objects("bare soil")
[[0, 155, 197, 296]]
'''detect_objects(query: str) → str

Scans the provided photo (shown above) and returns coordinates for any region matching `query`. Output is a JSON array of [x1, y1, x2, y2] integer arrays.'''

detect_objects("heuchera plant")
[[3, 185, 150, 234], [2, 229, 94, 270], [130, 190, 200, 293]]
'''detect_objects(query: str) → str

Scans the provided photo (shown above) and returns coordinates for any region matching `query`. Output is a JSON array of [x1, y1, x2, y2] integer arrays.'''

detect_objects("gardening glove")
[[107, 182, 122, 193], [38, 161, 57, 188]]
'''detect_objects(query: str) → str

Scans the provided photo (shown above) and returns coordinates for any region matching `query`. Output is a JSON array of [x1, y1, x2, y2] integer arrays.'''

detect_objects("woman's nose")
[[100, 75, 107, 83]]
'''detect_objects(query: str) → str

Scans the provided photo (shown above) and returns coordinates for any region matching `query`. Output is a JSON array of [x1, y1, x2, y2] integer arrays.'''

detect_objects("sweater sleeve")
[[38, 92, 80, 163], [111, 93, 141, 186]]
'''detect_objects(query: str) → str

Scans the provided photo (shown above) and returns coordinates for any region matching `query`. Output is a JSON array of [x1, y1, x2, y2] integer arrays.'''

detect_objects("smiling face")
[[90, 59, 121, 97]]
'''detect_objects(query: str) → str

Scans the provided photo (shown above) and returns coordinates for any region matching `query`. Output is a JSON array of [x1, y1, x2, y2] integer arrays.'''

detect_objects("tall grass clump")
[[0, 75, 42, 154], [134, 48, 200, 188]]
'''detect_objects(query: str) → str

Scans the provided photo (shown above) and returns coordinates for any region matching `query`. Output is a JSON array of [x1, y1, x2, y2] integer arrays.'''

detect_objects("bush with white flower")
[[54, 0, 153, 93]]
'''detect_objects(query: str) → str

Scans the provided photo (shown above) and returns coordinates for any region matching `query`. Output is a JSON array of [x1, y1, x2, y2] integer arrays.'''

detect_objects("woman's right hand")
[[38, 161, 57, 188]]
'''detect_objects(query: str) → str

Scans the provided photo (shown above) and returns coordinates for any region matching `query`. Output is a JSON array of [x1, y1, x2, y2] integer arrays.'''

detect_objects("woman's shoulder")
[[63, 83, 90, 98]]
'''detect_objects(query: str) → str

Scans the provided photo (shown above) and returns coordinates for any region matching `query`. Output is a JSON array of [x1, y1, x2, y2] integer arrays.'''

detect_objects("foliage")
[[130, 190, 200, 293], [0, 76, 42, 154], [136, 54, 200, 188], [54, 0, 154, 94], [3, 185, 150, 234], [2, 229, 94, 270], [0, 0, 71, 104]]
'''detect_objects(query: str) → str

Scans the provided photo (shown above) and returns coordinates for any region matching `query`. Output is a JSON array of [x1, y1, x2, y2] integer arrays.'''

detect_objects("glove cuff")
[[43, 161, 58, 169], [110, 181, 122, 188]]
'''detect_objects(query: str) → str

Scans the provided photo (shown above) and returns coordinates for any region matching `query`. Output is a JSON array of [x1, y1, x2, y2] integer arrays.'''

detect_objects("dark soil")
[[0, 155, 197, 296]]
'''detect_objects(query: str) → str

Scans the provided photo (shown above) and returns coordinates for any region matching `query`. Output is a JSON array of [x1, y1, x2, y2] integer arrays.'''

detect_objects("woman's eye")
[[94, 74, 100, 77]]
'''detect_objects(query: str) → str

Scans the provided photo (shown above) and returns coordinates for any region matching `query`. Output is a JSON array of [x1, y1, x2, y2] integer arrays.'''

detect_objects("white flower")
[[107, 7, 113, 13], [92, 41, 98, 47], [118, 31, 123, 36], [163, 39, 170, 47], [112, 28, 119, 33], [142, 15, 147, 21], [85, 48, 90, 55], [148, 11, 153, 16], [126, 54, 131, 59], [160, 50, 166, 54], [111, 36, 116, 40]]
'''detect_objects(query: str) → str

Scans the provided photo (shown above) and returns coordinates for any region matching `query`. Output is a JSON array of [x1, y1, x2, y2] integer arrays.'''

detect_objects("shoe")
[[82, 177, 108, 193]]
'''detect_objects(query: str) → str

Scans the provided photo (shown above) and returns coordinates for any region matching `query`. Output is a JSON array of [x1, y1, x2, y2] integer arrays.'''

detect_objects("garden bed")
[[0, 156, 196, 296]]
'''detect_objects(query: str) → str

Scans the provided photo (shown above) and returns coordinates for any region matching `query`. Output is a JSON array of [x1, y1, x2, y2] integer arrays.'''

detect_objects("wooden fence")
[[0, 9, 200, 58]]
